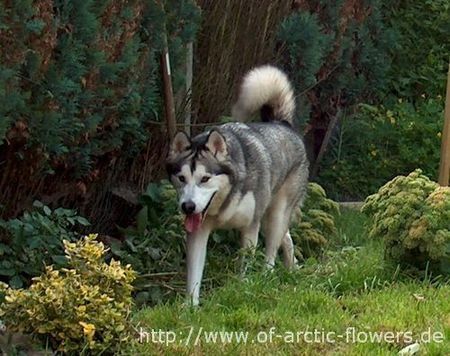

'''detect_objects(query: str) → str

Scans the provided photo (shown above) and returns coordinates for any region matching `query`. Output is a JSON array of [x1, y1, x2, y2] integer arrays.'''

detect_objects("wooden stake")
[[311, 108, 341, 179], [185, 42, 193, 136], [438, 61, 450, 186], [161, 41, 176, 140], [157, 0, 176, 140]]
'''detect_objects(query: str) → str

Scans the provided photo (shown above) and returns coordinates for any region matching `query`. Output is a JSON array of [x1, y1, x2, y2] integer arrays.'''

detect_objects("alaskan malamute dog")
[[166, 65, 309, 305]]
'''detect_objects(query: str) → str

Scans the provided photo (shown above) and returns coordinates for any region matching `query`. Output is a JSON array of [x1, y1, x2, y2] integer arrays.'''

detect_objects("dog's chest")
[[215, 191, 256, 229]]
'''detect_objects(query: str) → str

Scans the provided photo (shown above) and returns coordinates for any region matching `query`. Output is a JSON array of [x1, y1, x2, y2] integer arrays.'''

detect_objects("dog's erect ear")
[[169, 131, 191, 157], [205, 130, 228, 160]]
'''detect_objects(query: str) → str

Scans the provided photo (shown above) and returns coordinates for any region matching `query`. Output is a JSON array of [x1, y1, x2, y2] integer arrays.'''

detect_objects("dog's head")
[[166, 130, 232, 234]]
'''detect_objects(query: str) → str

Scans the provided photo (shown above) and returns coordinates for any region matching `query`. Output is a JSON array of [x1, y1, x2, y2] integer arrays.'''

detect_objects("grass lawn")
[[124, 210, 450, 355]]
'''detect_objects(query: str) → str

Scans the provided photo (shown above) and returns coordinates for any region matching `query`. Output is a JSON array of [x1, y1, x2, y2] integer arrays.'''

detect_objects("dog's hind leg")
[[262, 166, 306, 269], [281, 230, 298, 269], [262, 197, 290, 269]]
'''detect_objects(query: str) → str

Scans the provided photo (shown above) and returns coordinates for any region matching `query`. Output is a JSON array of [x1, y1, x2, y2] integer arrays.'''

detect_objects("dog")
[[166, 65, 309, 305]]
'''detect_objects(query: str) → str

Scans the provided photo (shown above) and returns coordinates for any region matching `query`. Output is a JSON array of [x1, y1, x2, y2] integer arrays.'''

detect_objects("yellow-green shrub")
[[291, 183, 340, 258], [0, 234, 136, 353], [362, 170, 450, 272]]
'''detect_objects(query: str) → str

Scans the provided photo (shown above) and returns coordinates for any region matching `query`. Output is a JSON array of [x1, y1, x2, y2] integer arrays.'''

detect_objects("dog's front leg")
[[239, 223, 260, 276], [186, 227, 210, 306]]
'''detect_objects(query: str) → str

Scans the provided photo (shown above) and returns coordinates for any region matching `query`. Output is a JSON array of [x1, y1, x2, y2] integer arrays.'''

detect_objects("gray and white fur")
[[166, 65, 309, 306]]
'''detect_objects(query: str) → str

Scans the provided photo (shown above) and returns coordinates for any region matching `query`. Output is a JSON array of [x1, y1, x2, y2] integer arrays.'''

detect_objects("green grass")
[[124, 210, 450, 355]]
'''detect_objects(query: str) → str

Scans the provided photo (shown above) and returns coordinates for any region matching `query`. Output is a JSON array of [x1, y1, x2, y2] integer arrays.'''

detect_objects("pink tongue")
[[184, 213, 202, 233]]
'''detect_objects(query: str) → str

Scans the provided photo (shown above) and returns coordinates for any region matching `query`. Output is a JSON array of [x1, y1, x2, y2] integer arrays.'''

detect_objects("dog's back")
[[207, 65, 309, 224]]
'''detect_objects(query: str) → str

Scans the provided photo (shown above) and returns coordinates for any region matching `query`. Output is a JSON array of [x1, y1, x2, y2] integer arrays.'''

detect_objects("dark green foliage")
[[277, 0, 393, 126], [317, 98, 444, 200], [278, 12, 333, 92], [110, 181, 187, 305], [382, 0, 450, 99], [111, 182, 184, 280], [316, 0, 449, 199], [0, 0, 200, 221], [0, 201, 89, 288]]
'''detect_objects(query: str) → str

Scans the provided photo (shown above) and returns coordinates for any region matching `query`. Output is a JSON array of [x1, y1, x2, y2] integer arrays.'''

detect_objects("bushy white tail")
[[232, 65, 295, 124]]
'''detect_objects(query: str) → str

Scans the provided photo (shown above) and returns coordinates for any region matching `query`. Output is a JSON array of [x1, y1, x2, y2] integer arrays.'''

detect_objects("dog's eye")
[[200, 176, 210, 183], [178, 175, 186, 183]]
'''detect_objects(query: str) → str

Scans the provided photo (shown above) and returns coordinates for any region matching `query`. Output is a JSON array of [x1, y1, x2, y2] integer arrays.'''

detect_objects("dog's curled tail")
[[232, 65, 295, 125]]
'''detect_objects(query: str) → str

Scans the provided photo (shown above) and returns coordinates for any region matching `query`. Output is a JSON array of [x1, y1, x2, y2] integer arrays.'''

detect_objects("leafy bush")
[[110, 181, 187, 304], [316, 0, 448, 200], [0, 0, 200, 165], [291, 183, 340, 258], [382, 0, 450, 99], [362, 170, 450, 273], [113, 182, 184, 272], [0, 0, 200, 230], [0, 201, 89, 288], [0, 234, 136, 354], [317, 98, 444, 200]]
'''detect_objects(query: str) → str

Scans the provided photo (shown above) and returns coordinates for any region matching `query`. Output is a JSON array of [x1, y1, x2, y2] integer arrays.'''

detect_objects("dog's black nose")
[[181, 201, 196, 214]]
